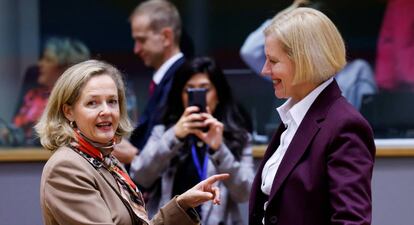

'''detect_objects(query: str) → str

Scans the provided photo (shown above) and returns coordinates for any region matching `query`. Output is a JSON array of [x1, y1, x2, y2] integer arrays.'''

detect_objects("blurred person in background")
[[130, 57, 254, 225], [113, 0, 187, 165], [128, 0, 185, 150], [13, 36, 90, 145]]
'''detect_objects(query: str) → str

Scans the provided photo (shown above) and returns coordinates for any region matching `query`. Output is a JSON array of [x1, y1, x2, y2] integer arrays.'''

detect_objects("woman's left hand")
[[176, 173, 230, 210], [193, 113, 224, 150]]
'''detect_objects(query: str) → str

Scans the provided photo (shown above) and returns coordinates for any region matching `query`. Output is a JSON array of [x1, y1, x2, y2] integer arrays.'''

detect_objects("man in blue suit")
[[128, 0, 185, 151]]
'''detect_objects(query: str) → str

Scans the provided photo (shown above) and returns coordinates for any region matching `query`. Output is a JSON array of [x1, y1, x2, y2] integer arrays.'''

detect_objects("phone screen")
[[187, 88, 208, 132], [187, 88, 207, 112]]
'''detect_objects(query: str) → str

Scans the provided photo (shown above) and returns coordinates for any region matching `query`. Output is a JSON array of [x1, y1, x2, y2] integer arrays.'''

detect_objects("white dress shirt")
[[152, 52, 184, 85], [260, 78, 333, 223]]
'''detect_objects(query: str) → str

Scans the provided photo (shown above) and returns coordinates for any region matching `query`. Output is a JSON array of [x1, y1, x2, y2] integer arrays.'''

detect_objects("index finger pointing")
[[204, 173, 230, 185]]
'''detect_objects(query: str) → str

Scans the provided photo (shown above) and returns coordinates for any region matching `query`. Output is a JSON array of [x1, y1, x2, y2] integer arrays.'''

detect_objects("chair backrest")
[[0, 118, 25, 146], [224, 70, 285, 142], [360, 91, 414, 138], [335, 59, 377, 109], [14, 65, 40, 116]]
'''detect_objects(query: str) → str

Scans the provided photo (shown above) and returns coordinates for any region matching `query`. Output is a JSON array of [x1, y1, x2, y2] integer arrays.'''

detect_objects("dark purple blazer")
[[249, 80, 375, 225]]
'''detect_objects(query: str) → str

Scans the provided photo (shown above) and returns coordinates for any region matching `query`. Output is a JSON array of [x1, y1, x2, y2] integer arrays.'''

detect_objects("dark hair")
[[161, 57, 252, 160]]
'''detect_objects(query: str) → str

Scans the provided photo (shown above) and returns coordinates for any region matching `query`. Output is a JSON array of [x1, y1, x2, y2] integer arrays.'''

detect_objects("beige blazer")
[[40, 146, 199, 225]]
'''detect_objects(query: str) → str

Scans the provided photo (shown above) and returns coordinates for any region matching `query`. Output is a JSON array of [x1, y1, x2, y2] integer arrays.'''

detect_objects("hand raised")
[[176, 173, 230, 210], [193, 113, 224, 150], [174, 106, 207, 139]]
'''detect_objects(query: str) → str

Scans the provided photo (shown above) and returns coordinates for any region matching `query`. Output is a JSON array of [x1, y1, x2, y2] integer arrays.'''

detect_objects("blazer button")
[[269, 216, 278, 224]]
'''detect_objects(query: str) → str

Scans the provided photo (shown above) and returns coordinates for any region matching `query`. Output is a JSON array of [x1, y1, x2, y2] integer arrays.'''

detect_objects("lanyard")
[[191, 144, 208, 181]]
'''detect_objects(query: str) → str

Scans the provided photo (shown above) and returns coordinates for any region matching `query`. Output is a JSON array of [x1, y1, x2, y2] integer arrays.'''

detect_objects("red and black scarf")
[[72, 130, 143, 206]]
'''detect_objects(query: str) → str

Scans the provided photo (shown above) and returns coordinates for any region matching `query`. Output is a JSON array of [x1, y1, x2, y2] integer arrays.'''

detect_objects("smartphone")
[[187, 88, 207, 112], [187, 88, 208, 133]]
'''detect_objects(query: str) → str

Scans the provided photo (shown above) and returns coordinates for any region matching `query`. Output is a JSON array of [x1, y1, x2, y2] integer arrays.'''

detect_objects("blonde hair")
[[35, 60, 133, 151], [44, 37, 90, 67], [264, 7, 346, 84]]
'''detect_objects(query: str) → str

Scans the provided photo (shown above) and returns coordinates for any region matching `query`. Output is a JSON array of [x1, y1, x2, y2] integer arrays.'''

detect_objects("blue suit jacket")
[[249, 80, 375, 225], [130, 56, 185, 150]]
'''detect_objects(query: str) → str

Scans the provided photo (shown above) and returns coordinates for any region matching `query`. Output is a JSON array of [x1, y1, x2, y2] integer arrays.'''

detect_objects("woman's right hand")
[[174, 106, 207, 139], [176, 173, 230, 210]]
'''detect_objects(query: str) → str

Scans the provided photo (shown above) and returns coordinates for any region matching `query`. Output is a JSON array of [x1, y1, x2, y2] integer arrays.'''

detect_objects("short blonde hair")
[[35, 60, 133, 151], [44, 37, 90, 67], [264, 7, 346, 84]]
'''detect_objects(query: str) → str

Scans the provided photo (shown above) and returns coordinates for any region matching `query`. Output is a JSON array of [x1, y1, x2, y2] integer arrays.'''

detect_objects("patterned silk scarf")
[[71, 130, 149, 225]]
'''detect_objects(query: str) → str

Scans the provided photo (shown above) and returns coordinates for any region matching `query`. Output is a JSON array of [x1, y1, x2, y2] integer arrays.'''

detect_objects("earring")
[[70, 121, 76, 128]]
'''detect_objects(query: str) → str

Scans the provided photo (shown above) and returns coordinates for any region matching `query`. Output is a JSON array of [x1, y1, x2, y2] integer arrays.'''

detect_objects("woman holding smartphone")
[[130, 57, 254, 225]]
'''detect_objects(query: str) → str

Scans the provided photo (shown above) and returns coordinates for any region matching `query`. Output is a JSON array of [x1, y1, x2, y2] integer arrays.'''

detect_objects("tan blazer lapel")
[[97, 167, 150, 225], [97, 167, 120, 193]]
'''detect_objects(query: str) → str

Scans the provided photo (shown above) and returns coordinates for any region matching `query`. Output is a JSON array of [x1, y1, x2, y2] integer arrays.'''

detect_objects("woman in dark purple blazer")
[[249, 7, 375, 225]]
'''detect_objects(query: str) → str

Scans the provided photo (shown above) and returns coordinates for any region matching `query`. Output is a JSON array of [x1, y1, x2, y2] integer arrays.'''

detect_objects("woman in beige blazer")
[[35, 59, 228, 225]]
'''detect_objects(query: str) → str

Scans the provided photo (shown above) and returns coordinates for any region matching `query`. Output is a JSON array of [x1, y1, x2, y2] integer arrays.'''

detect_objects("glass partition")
[[2, 0, 414, 150]]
